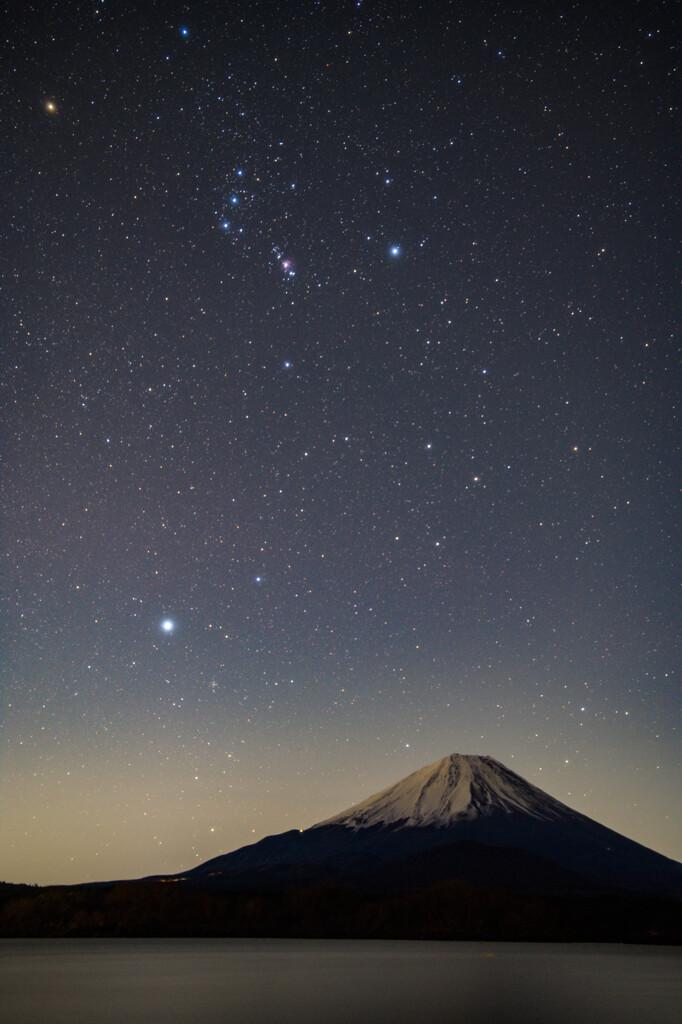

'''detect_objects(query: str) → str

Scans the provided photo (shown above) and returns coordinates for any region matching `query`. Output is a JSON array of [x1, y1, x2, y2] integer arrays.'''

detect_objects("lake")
[[0, 939, 680, 1024]]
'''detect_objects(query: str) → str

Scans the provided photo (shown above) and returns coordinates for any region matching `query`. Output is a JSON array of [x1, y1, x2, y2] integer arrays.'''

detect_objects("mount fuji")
[[4, 754, 679, 940], [171, 754, 682, 897]]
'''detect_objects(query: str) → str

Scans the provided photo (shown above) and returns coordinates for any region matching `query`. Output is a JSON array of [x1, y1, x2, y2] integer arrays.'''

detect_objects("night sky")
[[2, 1, 679, 885]]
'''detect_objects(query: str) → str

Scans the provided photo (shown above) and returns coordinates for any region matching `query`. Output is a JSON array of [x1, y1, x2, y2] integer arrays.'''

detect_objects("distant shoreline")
[[1, 877, 680, 943]]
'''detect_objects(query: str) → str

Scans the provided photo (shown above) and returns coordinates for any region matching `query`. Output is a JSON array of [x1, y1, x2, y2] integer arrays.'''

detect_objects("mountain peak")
[[317, 753, 570, 830], [180, 751, 682, 898]]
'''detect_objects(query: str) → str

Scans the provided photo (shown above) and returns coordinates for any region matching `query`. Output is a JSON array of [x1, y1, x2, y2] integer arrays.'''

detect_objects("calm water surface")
[[1, 939, 680, 1024]]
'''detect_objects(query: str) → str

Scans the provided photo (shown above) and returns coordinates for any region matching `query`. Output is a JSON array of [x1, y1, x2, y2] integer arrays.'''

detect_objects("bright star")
[[180, 27, 189, 37], [160, 618, 175, 634], [389, 245, 401, 257]]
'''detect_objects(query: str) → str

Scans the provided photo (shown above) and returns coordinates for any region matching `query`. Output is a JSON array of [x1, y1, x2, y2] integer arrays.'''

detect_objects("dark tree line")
[[0, 878, 679, 942]]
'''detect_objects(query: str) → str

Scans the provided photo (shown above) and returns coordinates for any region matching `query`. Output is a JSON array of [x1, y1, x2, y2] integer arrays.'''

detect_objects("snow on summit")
[[318, 753, 572, 830]]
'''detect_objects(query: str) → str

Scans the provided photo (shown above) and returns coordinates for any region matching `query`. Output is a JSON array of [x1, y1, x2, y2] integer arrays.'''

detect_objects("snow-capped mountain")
[[172, 753, 682, 896], [318, 753, 571, 829]]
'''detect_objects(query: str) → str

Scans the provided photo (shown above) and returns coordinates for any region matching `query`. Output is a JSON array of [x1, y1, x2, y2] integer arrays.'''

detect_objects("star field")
[[1, 0, 679, 884]]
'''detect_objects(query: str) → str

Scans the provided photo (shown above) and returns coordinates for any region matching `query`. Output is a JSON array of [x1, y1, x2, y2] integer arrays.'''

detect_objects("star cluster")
[[1, 1, 679, 883]]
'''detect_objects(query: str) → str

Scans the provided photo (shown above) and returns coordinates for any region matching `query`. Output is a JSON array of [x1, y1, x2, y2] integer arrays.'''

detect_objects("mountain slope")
[[318, 754, 573, 828], [174, 754, 682, 896]]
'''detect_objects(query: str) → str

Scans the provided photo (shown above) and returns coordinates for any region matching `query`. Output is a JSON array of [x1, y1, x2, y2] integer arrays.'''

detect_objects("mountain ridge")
[[173, 753, 682, 897]]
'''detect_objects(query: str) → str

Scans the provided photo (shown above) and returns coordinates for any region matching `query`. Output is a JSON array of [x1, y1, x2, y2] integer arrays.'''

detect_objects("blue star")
[[180, 27, 189, 38], [389, 245, 401, 258], [160, 618, 176, 634]]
